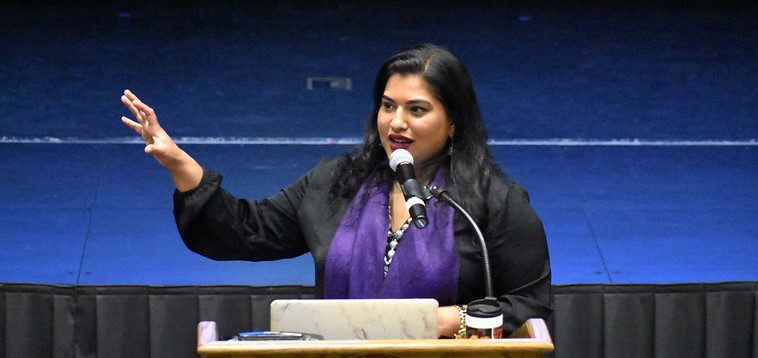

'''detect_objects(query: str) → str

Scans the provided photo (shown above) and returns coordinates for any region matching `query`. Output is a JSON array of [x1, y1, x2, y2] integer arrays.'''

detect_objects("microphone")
[[388, 149, 428, 229]]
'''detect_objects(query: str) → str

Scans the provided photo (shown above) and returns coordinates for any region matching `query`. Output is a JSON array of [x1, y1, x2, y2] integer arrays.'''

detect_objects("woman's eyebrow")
[[382, 95, 432, 106], [407, 99, 432, 106]]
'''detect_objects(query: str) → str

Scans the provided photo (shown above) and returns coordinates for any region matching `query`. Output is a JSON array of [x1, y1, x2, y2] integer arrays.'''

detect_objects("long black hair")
[[330, 44, 501, 223]]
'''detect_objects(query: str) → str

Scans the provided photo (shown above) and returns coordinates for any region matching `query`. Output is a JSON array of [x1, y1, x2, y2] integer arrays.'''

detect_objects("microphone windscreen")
[[389, 149, 414, 171]]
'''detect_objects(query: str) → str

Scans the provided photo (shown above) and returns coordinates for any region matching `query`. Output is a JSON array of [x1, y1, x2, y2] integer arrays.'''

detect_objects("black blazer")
[[174, 158, 552, 335]]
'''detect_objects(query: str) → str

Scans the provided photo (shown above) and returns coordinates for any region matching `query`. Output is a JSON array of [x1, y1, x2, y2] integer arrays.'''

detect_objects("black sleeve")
[[172, 167, 312, 261], [486, 183, 553, 336]]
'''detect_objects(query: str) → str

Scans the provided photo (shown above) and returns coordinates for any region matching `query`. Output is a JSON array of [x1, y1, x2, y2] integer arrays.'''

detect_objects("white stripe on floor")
[[0, 136, 756, 146]]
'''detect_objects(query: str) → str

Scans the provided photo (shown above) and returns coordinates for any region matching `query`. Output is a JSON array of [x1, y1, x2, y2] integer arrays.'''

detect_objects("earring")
[[447, 139, 454, 155]]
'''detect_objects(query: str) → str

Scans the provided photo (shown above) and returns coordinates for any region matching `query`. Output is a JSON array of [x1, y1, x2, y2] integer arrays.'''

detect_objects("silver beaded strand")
[[384, 191, 412, 278]]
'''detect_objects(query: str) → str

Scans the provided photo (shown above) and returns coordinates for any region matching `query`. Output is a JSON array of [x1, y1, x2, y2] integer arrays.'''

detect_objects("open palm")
[[120, 89, 179, 167]]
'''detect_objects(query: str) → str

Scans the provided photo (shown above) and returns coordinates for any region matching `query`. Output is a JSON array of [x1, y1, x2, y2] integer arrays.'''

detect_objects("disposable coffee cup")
[[465, 298, 503, 339]]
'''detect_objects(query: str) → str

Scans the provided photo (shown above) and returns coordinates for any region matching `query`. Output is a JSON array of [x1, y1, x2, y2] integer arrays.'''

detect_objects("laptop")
[[270, 298, 439, 340]]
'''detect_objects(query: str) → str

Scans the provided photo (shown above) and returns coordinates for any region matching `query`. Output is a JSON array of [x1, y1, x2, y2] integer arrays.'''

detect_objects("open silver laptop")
[[270, 298, 439, 340]]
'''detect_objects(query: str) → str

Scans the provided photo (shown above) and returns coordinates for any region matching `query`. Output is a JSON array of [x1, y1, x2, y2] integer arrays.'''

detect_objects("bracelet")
[[454, 305, 467, 339]]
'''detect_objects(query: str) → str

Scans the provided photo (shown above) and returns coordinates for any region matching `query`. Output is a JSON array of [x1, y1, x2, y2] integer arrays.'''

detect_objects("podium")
[[197, 318, 553, 357]]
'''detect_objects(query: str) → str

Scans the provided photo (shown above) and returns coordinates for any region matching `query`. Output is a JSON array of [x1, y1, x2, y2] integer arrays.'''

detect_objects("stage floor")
[[0, 143, 754, 285], [1, 2, 755, 286]]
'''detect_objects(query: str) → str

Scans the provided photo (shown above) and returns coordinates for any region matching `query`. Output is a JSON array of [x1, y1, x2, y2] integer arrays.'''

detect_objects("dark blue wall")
[[1, 1, 755, 140]]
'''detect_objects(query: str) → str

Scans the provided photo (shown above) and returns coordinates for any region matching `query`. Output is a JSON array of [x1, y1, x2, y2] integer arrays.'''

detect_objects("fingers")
[[122, 89, 153, 124], [132, 100, 157, 133], [121, 95, 144, 125], [121, 116, 153, 144], [131, 100, 156, 122], [120, 89, 165, 147], [120, 116, 142, 132], [123, 89, 141, 103]]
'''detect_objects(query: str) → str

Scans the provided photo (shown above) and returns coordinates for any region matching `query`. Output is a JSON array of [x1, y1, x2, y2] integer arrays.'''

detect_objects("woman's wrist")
[[167, 149, 203, 192], [438, 305, 464, 338]]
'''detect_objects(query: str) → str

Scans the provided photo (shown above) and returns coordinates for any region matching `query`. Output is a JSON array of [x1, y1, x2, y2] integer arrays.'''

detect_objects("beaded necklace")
[[383, 190, 413, 278]]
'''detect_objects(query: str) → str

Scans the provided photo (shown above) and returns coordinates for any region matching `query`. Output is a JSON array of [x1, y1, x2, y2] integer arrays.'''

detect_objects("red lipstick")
[[389, 134, 413, 151]]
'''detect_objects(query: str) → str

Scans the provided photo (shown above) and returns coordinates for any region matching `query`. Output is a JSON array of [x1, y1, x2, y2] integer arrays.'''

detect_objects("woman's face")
[[377, 74, 454, 173]]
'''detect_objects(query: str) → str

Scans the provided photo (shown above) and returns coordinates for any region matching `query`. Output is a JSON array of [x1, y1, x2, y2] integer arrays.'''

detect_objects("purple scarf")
[[323, 171, 458, 306]]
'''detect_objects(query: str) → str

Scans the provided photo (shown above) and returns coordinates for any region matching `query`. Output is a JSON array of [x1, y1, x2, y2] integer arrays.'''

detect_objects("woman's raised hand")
[[119, 89, 203, 191], [120, 89, 181, 167]]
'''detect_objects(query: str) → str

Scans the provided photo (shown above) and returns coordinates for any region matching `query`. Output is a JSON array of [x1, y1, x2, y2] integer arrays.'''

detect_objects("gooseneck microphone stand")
[[425, 185, 494, 299], [423, 184, 504, 336]]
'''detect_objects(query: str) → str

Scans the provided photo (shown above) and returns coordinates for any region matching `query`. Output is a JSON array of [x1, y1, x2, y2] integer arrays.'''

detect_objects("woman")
[[120, 44, 552, 338]]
